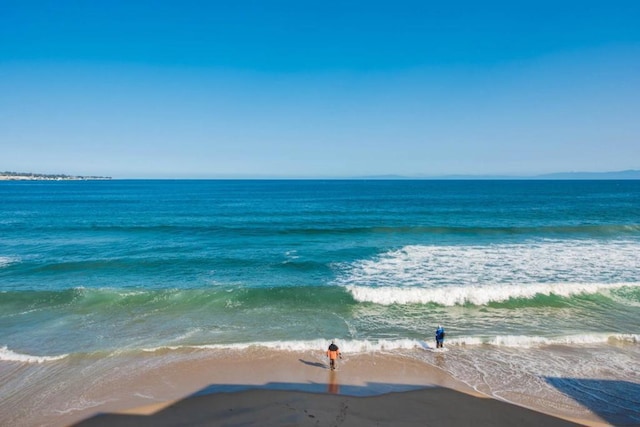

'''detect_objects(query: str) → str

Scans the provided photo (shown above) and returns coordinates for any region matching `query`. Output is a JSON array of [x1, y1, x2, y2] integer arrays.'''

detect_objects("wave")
[[11, 223, 640, 238], [447, 334, 640, 347], [14, 254, 328, 276], [0, 346, 68, 363], [278, 224, 640, 237], [139, 334, 640, 355], [0, 286, 355, 316], [346, 282, 640, 306], [2, 334, 636, 364], [0, 256, 19, 268], [2, 280, 639, 318]]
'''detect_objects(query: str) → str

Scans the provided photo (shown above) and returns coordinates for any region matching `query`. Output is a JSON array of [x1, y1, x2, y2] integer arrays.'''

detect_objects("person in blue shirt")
[[435, 325, 445, 348]]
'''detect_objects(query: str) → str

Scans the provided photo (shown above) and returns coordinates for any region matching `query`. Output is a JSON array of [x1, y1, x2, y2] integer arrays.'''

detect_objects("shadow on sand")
[[544, 377, 640, 426], [192, 380, 428, 397], [72, 381, 581, 427], [298, 358, 327, 368]]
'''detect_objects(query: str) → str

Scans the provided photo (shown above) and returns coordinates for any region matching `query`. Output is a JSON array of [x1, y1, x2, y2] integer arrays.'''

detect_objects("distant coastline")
[[2, 169, 639, 181], [0, 171, 111, 181]]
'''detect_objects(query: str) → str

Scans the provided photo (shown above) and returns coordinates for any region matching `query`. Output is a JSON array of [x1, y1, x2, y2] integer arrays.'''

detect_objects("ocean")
[[1, 180, 639, 424]]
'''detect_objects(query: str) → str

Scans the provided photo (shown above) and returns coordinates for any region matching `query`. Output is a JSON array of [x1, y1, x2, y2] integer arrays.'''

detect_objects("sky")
[[1, 1, 639, 178]]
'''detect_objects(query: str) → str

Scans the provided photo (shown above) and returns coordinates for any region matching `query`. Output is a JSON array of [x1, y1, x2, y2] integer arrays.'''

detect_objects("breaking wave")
[[346, 282, 640, 306], [139, 334, 639, 355], [0, 346, 68, 363]]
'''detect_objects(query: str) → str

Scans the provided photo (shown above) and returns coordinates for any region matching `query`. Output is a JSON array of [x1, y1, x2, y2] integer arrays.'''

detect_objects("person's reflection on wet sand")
[[327, 370, 340, 394]]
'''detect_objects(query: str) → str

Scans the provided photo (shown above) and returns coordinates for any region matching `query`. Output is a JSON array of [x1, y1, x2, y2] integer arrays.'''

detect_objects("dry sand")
[[48, 349, 607, 427]]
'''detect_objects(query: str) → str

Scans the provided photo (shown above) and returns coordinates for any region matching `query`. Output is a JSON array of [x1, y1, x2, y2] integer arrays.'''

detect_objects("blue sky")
[[2, 1, 639, 178]]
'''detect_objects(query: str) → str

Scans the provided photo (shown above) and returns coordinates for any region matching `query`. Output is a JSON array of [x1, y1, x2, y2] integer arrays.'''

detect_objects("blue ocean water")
[[1, 180, 639, 423]]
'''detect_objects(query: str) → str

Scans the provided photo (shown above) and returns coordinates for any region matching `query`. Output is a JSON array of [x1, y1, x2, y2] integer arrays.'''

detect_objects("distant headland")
[[0, 171, 112, 181]]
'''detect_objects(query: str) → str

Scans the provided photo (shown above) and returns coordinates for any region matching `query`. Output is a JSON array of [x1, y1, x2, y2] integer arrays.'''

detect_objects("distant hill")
[[356, 170, 640, 180], [533, 170, 640, 180]]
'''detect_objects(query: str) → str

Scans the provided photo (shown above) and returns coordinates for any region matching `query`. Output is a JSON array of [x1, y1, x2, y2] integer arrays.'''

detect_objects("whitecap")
[[0, 256, 19, 268]]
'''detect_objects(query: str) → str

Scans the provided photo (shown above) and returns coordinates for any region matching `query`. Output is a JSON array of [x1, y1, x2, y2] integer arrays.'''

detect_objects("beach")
[[3, 349, 608, 426], [1, 180, 639, 426]]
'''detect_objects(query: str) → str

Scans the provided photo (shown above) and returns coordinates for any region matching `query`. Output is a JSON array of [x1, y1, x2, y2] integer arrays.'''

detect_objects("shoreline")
[[2, 349, 608, 427]]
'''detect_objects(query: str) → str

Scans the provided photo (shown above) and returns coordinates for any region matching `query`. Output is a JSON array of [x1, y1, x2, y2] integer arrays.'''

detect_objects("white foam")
[[335, 241, 640, 290], [0, 256, 19, 268], [142, 338, 427, 354], [346, 282, 638, 306], [611, 333, 640, 343], [446, 336, 485, 346], [447, 333, 639, 348], [0, 346, 68, 363], [172, 328, 202, 342], [136, 334, 639, 355], [53, 397, 114, 415], [283, 250, 300, 262]]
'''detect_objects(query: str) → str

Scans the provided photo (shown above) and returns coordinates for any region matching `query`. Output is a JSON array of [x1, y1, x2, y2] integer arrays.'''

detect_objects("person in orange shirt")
[[326, 340, 342, 370]]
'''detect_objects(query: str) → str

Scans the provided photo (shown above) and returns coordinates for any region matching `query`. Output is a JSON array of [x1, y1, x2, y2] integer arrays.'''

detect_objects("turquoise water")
[[1, 180, 639, 422]]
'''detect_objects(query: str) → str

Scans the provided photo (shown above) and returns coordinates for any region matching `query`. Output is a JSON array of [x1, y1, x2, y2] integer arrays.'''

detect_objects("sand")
[[37, 349, 606, 427]]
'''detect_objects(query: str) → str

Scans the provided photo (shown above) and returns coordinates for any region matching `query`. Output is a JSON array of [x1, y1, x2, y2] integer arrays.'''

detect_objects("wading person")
[[435, 325, 445, 348], [326, 340, 342, 370]]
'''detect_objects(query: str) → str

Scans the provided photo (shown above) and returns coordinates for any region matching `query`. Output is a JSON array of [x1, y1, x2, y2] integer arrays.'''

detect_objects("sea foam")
[[139, 334, 638, 355], [0, 256, 19, 268], [346, 282, 639, 306], [336, 241, 640, 290], [0, 346, 68, 363]]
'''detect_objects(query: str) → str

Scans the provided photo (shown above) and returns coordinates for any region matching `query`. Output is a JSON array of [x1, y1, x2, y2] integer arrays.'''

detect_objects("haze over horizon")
[[3, 168, 640, 181], [2, 1, 639, 179]]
